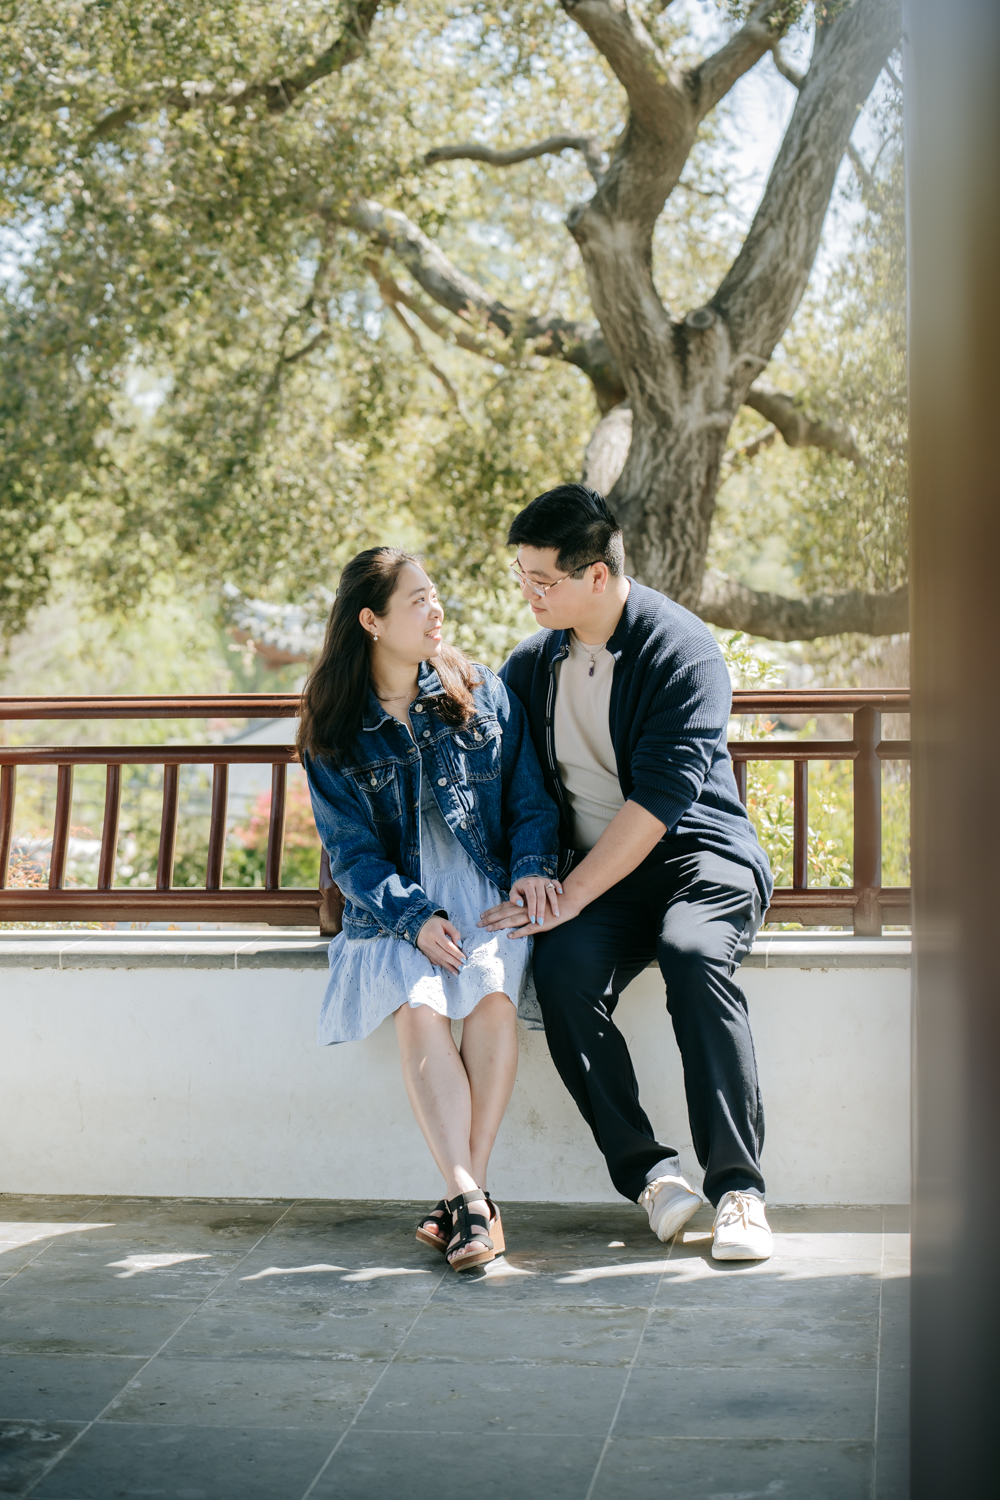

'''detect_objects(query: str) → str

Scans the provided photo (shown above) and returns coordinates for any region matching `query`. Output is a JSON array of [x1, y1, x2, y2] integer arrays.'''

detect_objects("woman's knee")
[[466, 991, 515, 1028], [394, 1000, 449, 1041]]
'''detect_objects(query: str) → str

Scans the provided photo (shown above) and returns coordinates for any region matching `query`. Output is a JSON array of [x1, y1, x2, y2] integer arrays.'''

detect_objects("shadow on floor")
[[0, 1198, 909, 1500]]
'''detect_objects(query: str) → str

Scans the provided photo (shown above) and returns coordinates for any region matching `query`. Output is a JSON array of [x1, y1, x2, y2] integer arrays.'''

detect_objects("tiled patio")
[[0, 1197, 908, 1499]]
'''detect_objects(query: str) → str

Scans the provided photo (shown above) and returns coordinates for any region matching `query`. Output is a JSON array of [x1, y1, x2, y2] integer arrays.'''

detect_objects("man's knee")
[[532, 923, 590, 996], [657, 939, 714, 992]]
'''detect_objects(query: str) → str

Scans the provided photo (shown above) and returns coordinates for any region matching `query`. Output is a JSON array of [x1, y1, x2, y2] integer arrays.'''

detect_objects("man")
[[481, 483, 774, 1259]]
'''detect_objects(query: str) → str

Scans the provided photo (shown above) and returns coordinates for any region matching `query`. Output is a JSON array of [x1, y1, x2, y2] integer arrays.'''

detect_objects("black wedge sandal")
[[444, 1189, 495, 1271], [415, 1200, 452, 1254], [483, 1191, 505, 1255]]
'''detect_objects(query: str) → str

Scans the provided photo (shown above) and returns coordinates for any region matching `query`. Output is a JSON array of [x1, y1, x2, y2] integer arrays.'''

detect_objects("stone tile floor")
[[0, 1197, 908, 1499]]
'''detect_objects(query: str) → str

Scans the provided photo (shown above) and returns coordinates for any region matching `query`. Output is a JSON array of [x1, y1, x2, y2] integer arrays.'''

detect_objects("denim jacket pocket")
[[449, 721, 501, 783], [348, 762, 402, 824]]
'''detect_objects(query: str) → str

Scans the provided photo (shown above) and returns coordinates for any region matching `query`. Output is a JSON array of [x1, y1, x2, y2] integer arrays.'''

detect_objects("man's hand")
[[479, 875, 562, 931], [417, 915, 465, 975], [479, 891, 582, 938], [480, 802, 668, 939]]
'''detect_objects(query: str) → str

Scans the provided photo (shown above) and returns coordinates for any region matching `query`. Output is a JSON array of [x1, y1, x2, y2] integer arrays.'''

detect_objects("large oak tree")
[[0, 0, 904, 645]]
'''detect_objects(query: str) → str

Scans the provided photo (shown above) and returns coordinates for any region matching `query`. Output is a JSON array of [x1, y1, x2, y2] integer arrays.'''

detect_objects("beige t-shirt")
[[553, 632, 625, 851]]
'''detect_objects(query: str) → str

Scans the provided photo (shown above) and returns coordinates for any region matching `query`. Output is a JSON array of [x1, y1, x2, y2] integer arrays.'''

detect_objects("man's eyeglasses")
[[509, 558, 604, 600]]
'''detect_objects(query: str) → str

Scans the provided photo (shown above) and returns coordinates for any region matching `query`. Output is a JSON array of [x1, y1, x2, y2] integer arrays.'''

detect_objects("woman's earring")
[[372, 632, 378, 642]]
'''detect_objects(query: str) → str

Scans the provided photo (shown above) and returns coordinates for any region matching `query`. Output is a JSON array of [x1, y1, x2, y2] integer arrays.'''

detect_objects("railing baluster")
[[852, 706, 882, 935], [0, 691, 909, 933], [97, 764, 121, 890], [49, 764, 74, 890], [265, 763, 286, 891], [792, 759, 808, 890], [156, 764, 179, 891], [0, 763, 15, 889], [205, 764, 229, 891]]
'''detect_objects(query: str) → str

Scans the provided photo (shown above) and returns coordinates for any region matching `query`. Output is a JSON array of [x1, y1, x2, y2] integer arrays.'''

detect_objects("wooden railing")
[[0, 690, 909, 935], [730, 690, 910, 935]]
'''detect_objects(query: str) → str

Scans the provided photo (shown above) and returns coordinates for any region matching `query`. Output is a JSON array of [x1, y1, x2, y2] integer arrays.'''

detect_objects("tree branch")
[[560, 0, 686, 136], [582, 401, 634, 493], [712, 0, 901, 365], [697, 569, 909, 640], [771, 42, 805, 90], [426, 135, 607, 186], [582, 385, 857, 498], [689, 2, 795, 117], [846, 140, 875, 193], [334, 196, 627, 408], [88, 0, 379, 139], [724, 422, 777, 464], [744, 381, 860, 461], [363, 257, 505, 361], [385, 302, 468, 419]]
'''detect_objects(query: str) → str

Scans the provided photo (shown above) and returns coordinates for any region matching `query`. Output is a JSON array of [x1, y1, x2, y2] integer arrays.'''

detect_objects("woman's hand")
[[478, 876, 564, 932], [417, 915, 466, 976], [512, 874, 563, 925]]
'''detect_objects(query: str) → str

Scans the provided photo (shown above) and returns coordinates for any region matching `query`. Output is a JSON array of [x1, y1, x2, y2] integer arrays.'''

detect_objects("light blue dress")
[[318, 770, 540, 1045]]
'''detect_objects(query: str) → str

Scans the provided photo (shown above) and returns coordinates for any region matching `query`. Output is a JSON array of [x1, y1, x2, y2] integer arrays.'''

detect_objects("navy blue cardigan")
[[499, 579, 773, 904]]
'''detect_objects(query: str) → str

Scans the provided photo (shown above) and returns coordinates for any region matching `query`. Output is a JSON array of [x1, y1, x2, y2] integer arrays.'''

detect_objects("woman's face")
[[368, 562, 444, 664]]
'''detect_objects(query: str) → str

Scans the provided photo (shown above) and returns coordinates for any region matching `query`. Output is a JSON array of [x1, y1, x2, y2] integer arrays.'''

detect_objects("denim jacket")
[[303, 661, 560, 946]]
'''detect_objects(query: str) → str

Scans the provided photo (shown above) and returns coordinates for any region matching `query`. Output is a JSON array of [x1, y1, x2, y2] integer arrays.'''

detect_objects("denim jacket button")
[[437, 777, 447, 787], [414, 704, 424, 713], [422, 730, 431, 739], [460, 819, 467, 829]]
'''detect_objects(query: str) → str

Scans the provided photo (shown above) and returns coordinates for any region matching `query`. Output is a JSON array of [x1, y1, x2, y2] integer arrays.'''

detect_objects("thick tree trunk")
[[564, 0, 900, 614], [612, 394, 734, 609], [372, 0, 901, 637]]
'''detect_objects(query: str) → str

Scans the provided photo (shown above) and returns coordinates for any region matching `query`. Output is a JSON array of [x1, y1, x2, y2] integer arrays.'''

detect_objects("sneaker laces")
[[715, 1191, 756, 1230]]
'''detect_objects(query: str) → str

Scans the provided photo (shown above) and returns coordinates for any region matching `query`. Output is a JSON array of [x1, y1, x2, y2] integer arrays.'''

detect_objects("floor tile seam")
[[297, 1263, 451, 1500], [581, 1239, 675, 1500], [870, 1209, 887, 1500], [19, 1199, 303, 1499], [78, 1417, 353, 1434]]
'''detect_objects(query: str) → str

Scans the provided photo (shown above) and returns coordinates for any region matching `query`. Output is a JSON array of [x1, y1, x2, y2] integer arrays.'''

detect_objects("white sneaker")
[[712, 1190, 772, 1261], [638, 1172, 703, 1243]]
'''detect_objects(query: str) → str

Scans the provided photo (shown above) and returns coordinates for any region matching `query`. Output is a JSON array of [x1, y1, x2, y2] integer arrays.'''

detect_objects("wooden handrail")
[[0, 691, 911, 936]]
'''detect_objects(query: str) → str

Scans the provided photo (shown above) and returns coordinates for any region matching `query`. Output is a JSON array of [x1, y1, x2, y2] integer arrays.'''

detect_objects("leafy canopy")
[[1, 2, 904, 663]]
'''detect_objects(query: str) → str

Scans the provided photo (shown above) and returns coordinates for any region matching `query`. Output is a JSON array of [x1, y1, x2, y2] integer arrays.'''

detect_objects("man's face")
[[512, 545, 605, 631]]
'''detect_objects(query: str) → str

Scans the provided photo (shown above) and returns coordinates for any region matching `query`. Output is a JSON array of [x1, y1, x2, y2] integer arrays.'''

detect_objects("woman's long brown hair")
[[296, 547, 479, 765]]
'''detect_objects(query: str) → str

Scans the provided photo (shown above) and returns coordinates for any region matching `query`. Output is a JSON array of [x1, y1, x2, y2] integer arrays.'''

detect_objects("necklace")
[[376, 687, 417, 703], [574, 634, 607, 678]]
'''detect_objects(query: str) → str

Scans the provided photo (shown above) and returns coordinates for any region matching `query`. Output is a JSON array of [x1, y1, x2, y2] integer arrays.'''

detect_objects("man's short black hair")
[[507, 483, 625, 577]]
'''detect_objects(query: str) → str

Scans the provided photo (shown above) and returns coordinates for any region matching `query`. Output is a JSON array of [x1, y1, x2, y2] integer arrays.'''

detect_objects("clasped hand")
[[416, 915, 466, 975], [477, 875, 578, 937]]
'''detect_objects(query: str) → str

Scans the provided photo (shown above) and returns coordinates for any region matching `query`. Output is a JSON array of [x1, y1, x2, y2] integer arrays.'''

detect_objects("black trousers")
[[532, 848, 765, 1206]]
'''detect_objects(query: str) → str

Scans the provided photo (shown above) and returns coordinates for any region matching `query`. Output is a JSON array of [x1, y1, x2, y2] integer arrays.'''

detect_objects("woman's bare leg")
[[459, 992, 518, 1190], [394, 1002, 478, 1197], [394, 992, 517, 1263]]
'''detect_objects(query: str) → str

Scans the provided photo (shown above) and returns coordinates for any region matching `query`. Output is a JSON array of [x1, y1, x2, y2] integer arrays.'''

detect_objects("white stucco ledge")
[[0, 927, 912, 1203], [0, 928, 911, 970]]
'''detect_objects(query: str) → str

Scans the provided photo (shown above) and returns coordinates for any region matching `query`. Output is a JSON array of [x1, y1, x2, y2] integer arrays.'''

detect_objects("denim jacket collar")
[[360, 659, 446, 732]]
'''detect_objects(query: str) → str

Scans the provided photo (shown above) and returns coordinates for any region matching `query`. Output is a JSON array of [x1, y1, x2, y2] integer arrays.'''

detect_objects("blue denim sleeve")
[[303, 751, 439, 947], [627, 655, 730, 832], [489, 671, 560, 882]]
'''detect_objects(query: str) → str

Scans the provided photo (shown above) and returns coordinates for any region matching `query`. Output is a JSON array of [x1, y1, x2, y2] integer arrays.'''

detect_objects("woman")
[[299, 547, 560, 1271]]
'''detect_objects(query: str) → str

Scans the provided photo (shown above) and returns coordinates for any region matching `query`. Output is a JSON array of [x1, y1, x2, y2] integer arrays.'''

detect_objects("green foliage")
[[0, 0, 742, 650], [224, 773, 322, 888], [710, 79, 907, 606], [721, 632, 908, 921]]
